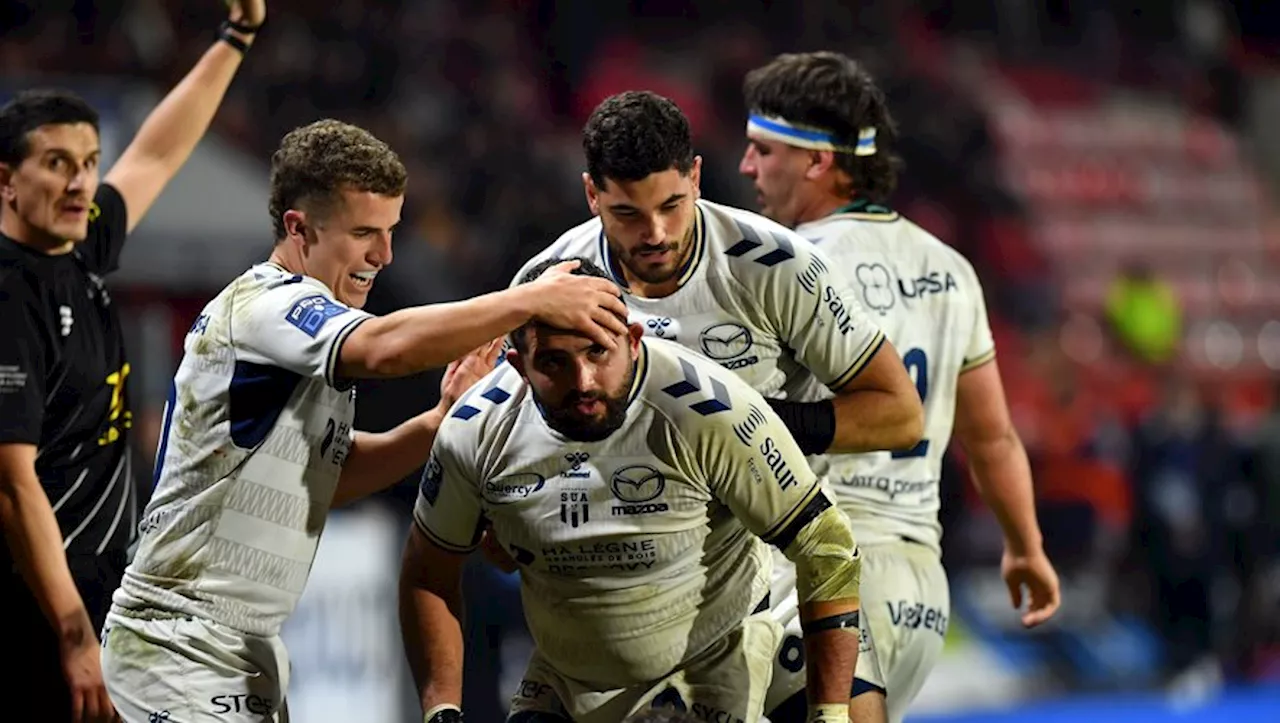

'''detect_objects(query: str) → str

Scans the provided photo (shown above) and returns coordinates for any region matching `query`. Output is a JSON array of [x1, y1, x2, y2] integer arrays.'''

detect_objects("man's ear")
[[628, 322, 644, 354], [505, 347, 529, 380], [583, 172, 601, 217], [805, 150, 837, 181], [282, 209, 312, 248], [0, 163, 14, 202], [690, 155, 703, 199]]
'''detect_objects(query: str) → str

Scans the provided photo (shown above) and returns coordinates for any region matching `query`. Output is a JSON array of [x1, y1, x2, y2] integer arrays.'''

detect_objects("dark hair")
[[583, 91, 694, 190], [268, 119, 408, 241], [0, 89, 100, 166], [510, 256, 622, 351], [743, 52, 902, 203]]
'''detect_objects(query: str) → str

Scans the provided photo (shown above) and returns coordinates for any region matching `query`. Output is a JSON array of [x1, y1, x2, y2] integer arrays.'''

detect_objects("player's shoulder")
[[637, 337, 762, 430], [516, 216, 605, 283], [437, 361, 528, 447], [698, 199, 822, 286], [809, 206, 983, 287], [226, 262, 353, 315]]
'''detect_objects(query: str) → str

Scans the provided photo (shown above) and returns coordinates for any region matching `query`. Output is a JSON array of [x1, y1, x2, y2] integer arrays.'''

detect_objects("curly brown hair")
[[744, 52, 902, 203], [267, 119, 407, 240]]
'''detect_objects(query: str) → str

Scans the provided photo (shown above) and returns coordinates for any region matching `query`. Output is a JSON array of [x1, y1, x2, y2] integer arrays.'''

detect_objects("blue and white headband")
[[746, 114, 877, 156]]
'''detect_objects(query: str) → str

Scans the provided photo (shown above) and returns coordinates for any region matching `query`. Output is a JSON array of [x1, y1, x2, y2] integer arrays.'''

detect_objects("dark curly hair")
[[582, 91, 694, 190], [510, 255, 623, 352], [268, 119, 408, 241], [0, 89, 99, 166], [743, 52, 902, 203]]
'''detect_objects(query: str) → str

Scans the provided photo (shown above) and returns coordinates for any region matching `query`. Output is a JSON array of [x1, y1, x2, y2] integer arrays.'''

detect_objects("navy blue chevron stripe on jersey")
[[726, 220, 796, 266], [660, 358, 733, 416], [453, 369, 514, 420]]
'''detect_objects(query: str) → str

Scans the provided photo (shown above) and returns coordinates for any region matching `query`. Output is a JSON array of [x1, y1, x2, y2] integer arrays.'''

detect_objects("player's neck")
[[267, 247, 306, 279], [793, 194, 851, 228], [0, 213, 75, 255]]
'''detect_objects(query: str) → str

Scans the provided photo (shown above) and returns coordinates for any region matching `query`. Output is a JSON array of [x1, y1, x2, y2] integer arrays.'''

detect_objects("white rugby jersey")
[[794, 200, 996, 553], [414, 337, 832, 689], [113, 262, 372, 636], [513, 199, 886, 401]]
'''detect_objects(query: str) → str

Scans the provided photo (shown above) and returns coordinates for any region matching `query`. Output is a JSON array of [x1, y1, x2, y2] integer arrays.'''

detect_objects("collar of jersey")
[[598, 204, 707, 292], [627, 340, 651, 407], [827, 197, 899, 221]]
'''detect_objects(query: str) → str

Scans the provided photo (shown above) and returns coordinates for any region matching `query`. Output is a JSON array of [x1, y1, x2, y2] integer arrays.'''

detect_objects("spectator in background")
[[1129, 372, 1239, 679], [1106, 261, 1183, 365], [1240, 380, 1280, 679]]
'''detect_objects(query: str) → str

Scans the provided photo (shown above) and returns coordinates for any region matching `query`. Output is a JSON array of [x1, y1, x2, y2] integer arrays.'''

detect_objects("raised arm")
[[338, 260, 628, 379], [104, 0, 266, 232]]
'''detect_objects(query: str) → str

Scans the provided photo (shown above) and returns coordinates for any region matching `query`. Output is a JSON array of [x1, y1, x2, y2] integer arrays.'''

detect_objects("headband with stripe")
[[747, 114, 877, 156]]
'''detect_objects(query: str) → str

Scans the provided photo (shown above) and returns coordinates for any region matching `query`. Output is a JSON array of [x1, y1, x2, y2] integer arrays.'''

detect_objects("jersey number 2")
[[892, 348, 929, 459]]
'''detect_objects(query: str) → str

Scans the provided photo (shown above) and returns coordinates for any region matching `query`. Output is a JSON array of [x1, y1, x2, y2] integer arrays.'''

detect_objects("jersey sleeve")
[[693, 385, 832, 551], [758, 238, 886, 391], [960, 263, 996, 372], [412, 421, 485, 553], [232, 278, 373, 390], [78, 184, 129, 275], [0, 277, 47, 445]]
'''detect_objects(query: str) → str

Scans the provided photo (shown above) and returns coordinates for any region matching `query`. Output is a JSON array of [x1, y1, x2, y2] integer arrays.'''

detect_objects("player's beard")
[[540, 361, 636, 442], [618, 241, 683, 284]]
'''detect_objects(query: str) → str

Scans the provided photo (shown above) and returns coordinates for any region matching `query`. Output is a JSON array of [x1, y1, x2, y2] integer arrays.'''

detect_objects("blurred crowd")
[[3, 0, 1278, 701]]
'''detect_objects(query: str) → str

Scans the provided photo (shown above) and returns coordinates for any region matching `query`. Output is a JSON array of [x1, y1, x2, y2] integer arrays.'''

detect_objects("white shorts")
[[101, 610, 291, 722], [857, 540, 950, 723], [763, 549, 884, 720], [508, 612, 781, 723]]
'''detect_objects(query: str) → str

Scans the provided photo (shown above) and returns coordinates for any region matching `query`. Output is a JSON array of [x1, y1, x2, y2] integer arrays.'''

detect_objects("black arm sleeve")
[[0, 275, 48, 445], [78, 183, 129, 275]]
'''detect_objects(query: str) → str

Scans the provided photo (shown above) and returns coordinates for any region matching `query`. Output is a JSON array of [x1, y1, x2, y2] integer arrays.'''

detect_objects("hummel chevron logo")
[[661, 359, 733, 416], [724, 220, 796, 267]]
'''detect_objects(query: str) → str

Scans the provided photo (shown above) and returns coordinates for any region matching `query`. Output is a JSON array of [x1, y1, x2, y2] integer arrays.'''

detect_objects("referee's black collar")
[[0, 230, 81, 262]]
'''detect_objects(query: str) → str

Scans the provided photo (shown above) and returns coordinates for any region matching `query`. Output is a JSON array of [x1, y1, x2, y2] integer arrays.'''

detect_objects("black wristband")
[[216, 21, 252, 54], [225, 18, 263, 34], [426, 707, 464, 723], [766, 398, 836, 455], [801, 610, 859, 635]]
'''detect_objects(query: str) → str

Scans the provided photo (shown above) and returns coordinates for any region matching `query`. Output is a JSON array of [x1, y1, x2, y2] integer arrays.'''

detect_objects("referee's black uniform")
[[0, 183, 136, 696]]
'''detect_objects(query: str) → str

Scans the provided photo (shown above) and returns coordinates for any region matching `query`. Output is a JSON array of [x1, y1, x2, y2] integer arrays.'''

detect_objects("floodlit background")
[[4, 1, 1279, 721]]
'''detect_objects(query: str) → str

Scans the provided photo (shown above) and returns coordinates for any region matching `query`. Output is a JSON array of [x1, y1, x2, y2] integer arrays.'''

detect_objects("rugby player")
[[510, 89, 926, 722], [401, 258, 864, 723], [740, 51, 1061, 723], [98, 120, 628, 722]]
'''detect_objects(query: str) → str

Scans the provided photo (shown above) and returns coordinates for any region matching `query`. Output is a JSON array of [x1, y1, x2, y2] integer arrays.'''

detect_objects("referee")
[[0, 2, 266, 721]]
